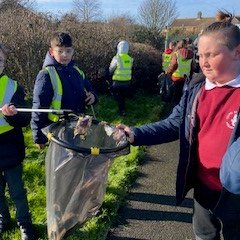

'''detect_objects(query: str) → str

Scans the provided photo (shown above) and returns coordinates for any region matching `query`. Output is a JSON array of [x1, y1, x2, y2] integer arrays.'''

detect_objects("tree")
[[0, 0, 35, 9], [0, 0, 54, 94], [138, 0, 177, 31], [72, 0, 102, 22], [138, 0, 178, 48]]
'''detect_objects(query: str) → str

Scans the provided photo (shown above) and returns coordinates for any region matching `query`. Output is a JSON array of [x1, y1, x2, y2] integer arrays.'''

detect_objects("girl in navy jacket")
[[118, 11, 240, 240]]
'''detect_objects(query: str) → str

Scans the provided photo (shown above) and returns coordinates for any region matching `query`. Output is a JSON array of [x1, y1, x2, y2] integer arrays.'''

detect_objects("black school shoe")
[[0, 220, 10, 233], [19, 222, 37, 240], [119, 110, 126, 116]]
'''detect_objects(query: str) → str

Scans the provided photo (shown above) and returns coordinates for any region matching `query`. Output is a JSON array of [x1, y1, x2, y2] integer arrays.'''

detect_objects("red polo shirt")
[[197, 85, 240, 190]]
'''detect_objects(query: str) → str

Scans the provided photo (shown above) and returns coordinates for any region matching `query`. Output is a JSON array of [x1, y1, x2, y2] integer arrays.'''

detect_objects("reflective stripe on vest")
[[46, 66, 85, 122], [172, 52, 192, 78], [0, 75, 17, 134], [162, 53, 172, 72], [112, 54, 133, 81]]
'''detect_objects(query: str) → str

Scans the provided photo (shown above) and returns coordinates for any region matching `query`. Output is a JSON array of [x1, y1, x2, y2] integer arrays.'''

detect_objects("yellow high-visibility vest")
[[0, 75, 17, 134], [172, 52, 192, 78], [112, 54, 133, 81], [162, 52, 172, 72], [45, 66, 85, 122]]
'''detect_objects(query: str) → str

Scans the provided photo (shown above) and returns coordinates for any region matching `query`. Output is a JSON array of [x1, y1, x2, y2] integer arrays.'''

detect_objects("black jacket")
[[0, 84, 30, 170], [31, 52, 97, 144]]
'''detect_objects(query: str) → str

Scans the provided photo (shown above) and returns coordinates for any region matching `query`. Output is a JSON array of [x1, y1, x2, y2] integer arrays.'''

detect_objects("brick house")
[[169, 11, 240, 34]]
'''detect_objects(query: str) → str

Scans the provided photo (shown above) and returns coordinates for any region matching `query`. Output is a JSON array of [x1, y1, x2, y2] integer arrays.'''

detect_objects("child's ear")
[[236, 44, 240, 60], [49, 47, 54, 56]]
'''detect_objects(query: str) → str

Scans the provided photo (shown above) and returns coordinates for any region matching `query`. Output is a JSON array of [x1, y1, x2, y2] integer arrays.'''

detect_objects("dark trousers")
[[112, 81, 131, 113], [172, 81, 185, 104], [0, 164, 32, 225], [193, 182, 240, 240]]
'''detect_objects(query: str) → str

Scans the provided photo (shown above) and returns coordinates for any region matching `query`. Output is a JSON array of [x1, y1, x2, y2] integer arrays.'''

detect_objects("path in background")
[[106, 141, 194, 240]]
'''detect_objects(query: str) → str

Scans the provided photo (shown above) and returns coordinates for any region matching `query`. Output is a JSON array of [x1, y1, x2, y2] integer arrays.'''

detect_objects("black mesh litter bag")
[[42, 115, 130, 240]]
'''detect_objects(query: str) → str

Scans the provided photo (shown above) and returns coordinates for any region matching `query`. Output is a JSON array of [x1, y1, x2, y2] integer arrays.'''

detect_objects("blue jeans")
[[0, 164, 32, 224]]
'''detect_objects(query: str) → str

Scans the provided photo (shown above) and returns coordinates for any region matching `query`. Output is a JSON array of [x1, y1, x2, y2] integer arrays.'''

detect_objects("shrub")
[[0, 2, 162, 97]]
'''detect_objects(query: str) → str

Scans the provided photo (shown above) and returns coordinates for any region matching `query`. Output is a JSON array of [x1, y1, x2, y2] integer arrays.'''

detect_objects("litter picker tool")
[[0, 108, 73, 114], [1, 106, 129, 239], [0, 106, 97, 121]]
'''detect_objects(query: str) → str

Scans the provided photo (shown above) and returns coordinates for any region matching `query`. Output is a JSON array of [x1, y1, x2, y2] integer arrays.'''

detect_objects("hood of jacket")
[[42, 51, 75, 69], [117, 41, 129, 54], [177, 47, 194, 60]]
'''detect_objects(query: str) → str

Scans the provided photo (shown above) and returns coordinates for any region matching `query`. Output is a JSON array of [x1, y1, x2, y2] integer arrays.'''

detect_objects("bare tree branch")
[[138, 0, 178, 32], [0, 0, 35, 9], [72, 0, 102, 22]]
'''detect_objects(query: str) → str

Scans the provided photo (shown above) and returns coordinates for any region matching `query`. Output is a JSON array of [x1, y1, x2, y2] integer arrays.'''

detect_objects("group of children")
[[0, 32, 97, 239], [1, 9, 240, 240], [0, 30, 134, 239], [161, 37, 196, 103]]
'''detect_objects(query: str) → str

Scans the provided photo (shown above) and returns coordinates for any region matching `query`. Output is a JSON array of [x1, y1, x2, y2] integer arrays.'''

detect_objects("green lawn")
[[2, 92, 166, 240]]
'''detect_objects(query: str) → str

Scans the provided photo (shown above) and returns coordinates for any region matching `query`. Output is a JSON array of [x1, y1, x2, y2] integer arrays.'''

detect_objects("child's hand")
[[1, 104, 17, 116], [116, 124, 134, 143], [36, 143, 46, 150], [85, 92, 95, 105]]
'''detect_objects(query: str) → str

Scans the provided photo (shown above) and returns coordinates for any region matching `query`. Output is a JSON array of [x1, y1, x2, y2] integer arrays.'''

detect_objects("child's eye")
[[210, 53, 217, 57], [54, 49, 73, 55]]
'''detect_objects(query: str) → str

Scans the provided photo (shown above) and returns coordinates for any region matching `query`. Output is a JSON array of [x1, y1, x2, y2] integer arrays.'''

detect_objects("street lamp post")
[[164, 26, 169, 50]]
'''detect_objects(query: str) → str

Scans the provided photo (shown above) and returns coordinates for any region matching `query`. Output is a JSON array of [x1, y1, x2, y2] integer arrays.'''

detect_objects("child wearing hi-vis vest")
[[109, 40, 133, 116], [166, 39, 194, 104], [0, 44, 36, 239], [31, 32, 97, 150], [162, 41, 177, 73]]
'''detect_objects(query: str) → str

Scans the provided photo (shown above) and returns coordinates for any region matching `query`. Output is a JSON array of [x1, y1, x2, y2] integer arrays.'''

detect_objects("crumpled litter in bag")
[[42, 115, 130, 240]]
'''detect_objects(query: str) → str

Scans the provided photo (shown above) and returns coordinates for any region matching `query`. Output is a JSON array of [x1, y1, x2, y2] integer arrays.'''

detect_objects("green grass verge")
[[2, 92, 166, 240]]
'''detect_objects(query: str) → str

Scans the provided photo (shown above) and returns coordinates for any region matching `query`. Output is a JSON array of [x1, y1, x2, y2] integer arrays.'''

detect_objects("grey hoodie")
[[109, 40, 130, 74]]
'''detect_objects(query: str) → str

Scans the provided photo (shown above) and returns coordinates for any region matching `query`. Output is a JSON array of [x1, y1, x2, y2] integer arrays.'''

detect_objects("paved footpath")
[[106, 141, 195, 240]]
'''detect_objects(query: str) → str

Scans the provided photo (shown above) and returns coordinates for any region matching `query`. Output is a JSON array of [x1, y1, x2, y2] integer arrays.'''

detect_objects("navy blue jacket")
[[31, 52, 97, 144], [132, 72, 240, 216], [0, 79, 30, 170]]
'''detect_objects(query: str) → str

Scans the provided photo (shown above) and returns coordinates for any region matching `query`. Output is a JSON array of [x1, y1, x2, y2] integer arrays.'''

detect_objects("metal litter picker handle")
[[0, 108, 73, 114]]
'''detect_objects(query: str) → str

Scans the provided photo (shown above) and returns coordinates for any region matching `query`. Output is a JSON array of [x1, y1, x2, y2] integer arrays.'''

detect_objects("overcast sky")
[[35, 0, 240, 19]]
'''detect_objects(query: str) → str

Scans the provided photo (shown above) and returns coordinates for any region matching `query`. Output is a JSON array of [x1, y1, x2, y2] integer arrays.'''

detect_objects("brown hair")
[[215, 10, 232, 22], [50, 32, 73, 48], [201, 11, 240, 50]]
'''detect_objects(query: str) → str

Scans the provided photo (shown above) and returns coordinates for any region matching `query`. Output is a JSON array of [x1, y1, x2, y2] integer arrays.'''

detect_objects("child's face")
[[0, 50, 6, 75], [198, 33, 240, 84], [169, 42, 174, 49], [49, 46, 74, 66]]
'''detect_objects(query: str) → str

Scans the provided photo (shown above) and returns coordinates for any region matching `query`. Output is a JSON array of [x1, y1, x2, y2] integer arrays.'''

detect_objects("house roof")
[[170, 12, 240, 29], [171, 17, 214, 28]]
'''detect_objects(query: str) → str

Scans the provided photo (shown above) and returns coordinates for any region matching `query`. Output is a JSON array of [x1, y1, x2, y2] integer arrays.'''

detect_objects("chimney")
[[197, 11, 202, 20]]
